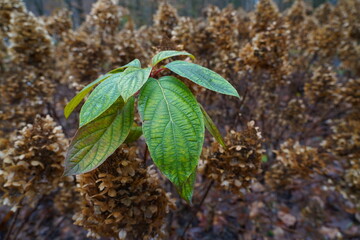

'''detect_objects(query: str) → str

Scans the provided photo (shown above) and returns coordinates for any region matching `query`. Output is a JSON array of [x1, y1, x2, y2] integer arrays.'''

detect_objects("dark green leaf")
[[124, 126, 143, 143], [151, 50, 195, 66], [64, 97, 134, 175], [64, 73, 114, 119], [138, 76, 204, 202], [166, 61, 240, 97], [109, 59, 141, 73], [199, 104, 226, 149]]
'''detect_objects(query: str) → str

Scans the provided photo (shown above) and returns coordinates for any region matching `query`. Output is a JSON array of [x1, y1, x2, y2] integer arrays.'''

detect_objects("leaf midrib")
[[68, 108, 120, 173]]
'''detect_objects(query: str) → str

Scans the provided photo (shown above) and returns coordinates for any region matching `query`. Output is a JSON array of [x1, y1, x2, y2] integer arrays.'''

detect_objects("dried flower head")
[[202, 121, 262, 195], [154, 2, 179, 38], [8, 10, 53, 68], [0, 115, 68, 207], [73, 146, 175, 239], [43, 8, 72, 37], [304, 65, 340, 104]]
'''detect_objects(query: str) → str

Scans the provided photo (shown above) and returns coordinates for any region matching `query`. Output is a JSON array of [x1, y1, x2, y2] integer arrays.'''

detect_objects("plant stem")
[[180, 180, 214, 239], [4, 208, 20, 240]]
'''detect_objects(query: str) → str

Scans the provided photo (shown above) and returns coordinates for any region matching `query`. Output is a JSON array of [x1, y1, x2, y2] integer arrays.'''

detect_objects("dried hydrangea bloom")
[[313, 2, 334, 25], [266, 139, 327, 189], [308, 22, 342, 59], [86, 0, 126, 34], [54, 176, 80, 215], [251, 0, 281, 35], [0, 70, 54, 131], [340, 163, 360, 208], [74, 146, 175, 240], [304, 66, 340, 104], [43, 9, 72, 38], [8, 10, 53, 68], [279, 98, 307, 128], [322, 120, 360, 158], [171, 17, 198, 53], [110, 27, 150, 69], [340, 78, 360, 108], [237, 25, 290, 82], [285, 0, 308, 26], [202, 121, 262, 195], [323, 118, 360, 208], [154, 2, 179, 38], [0, 0, 25, 35], [0, 115, 68, 208], [275, 139, 326, 175], [204, 5, 241, 79], [59, 30, 105, 84]]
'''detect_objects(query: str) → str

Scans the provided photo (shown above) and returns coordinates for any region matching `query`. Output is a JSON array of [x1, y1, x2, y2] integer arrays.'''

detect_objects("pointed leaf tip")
[[151, 50, 195, 66], [165, 61, 240, 98], [138, 76, 204, 201]]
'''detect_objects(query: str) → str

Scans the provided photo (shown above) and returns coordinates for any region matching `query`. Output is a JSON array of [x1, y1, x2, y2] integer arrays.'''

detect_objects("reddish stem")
[[150, 68, 166, 78]]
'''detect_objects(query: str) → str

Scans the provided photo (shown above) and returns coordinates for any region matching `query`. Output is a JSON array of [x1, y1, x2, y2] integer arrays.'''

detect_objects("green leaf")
[[151, 50, 195, 66], [64, 73, 114, 119], [109, 59, 141, 73], [175, 168, 197, 203], [64, 97, 134, 175], [79, 67, 151, 127], [165, 61, 240, 97], [138, 76, 204, 202], [79, 73, 123, 127], [124, 126, 143, 143], [199, 104, 226, 149], [117, 67, 152, 101]]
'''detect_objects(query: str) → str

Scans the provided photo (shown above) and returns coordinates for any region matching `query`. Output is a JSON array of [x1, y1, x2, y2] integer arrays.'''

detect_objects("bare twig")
[[180, 180, 214, 239]]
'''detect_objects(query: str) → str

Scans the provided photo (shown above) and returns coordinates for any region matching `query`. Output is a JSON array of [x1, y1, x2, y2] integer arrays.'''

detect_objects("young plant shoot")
[[63, 50, 240, 202]]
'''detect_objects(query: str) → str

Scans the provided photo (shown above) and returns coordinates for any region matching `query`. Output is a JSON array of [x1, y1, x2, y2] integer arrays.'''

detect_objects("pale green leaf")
[[109, 59, 141, 73], [124, 126, 143, 143], [166, 60, 240, 97], [64, 73, 114, 119], [79, 73, 123, 127], [64, 97, 134, 175], [117, 67, 152, 101], [151, 50, 195, 66], [138, 76, 204, 201], [199, 104, 226, 149]]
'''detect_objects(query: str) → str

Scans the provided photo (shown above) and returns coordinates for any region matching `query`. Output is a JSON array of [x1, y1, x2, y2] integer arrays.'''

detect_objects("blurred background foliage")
[[24, 0, 338, 26]]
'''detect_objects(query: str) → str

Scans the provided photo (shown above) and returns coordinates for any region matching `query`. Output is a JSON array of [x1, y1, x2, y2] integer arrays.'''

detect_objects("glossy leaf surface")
[[151, 50, 195, 66], [166, 61, 240, 97], [138, 76, 204, 202], [64, 97, 134, 175]]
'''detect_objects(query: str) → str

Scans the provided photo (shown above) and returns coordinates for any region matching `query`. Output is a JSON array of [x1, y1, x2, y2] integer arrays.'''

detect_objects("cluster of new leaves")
[[64, 50, 239, 202]]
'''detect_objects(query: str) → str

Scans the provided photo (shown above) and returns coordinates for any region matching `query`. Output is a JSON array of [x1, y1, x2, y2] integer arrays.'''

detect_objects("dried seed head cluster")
[[43, 9, 72, 37], [60, 30, 105, 85], [74, 146, 175, 239], [202, 121, 262, 195], [54, 176, 80, 215], [86, 0, 123, 34], [304, 66, 340, 104], [323, 118, 360, 208], [8, 10, 53, 68], [251, 0, 281, 35], [266, 139, 327, 189], [0, 70, 54, 131], [0, 0, 25, 35], [0, 115, 68, 208], [237, 25, 290, 82], [154, 2, 179, 38]]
